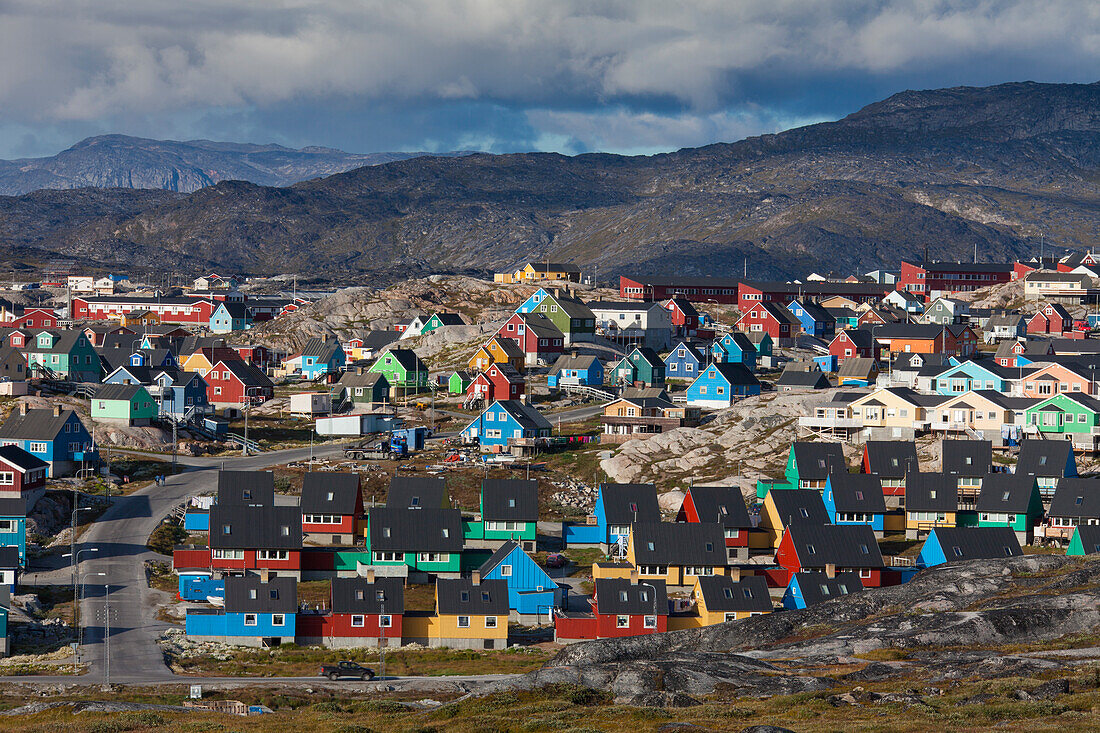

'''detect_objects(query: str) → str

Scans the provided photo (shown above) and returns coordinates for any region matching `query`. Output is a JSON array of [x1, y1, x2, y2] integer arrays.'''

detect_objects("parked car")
[[319, 661, 376, 681], [545, 553, 567, 569]]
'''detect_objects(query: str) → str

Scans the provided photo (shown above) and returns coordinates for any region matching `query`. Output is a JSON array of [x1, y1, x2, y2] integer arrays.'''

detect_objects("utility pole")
[[104, 584, 110, 687]]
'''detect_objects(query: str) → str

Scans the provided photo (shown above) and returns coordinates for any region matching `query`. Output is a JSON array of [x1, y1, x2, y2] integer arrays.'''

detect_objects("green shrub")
[[147, 523, 188, 555]]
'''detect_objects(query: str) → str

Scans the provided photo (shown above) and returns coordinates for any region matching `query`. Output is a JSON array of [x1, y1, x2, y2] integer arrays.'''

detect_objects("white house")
[[586, 301, 672, 351]]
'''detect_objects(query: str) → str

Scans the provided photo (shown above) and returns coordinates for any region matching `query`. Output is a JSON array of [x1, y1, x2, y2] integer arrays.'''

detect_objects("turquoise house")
[[916, 526, 1022, 568], [1067, 525, 1100, 556], [711, 332, 757, 370], [0, 498, 26, 567], [209, 303, 251, 334], [685, 363, 761, 408], [930, 360, 1012, 396]]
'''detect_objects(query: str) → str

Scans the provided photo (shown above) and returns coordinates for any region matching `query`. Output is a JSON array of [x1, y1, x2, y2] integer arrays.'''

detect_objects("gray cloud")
[[0, 1, 1097, 157]]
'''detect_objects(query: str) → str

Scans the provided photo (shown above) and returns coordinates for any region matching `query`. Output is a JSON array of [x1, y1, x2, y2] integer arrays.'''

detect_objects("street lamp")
[[70, 504, 96, 588], [639, 581, 659, 633], [64, 546, 99, 650], [76, 570, 106, 661]]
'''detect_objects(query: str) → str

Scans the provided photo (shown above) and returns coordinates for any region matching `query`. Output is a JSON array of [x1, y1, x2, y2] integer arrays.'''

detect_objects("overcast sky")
[[1, 1, 1097, 159]]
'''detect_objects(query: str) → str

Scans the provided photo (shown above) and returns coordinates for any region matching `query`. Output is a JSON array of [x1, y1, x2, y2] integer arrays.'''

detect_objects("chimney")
[[729, 567, 741, 583], [825, 563, 836, 579], [260, 568, 270, 583], [629, 569, 639, 583], [366, 567, 375, 583], [18, 403, 27, 416], [53, 405, 63, 417], [471, 570, 481, 586]]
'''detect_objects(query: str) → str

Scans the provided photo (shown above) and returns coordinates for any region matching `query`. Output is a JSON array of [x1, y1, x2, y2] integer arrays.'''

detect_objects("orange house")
[[873, 325, 947, 356], [468, 337, 525, 373], [1021, 363, 1095, 398]]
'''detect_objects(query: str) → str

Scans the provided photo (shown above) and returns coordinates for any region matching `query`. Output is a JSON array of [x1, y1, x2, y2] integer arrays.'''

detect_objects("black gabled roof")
[[92, 383, 146, 401], [1016, 439, 1075, 478], [0, 546, 18, 570], [216, 471, 275, 507], [208, 505, 302, 549], [224, 575, 297, 614], [768, 489, 831, 527], [904, 473, 959, 512], [331, 576, 404, 615], [929, 526, 1022, 561], [478, 540, 527, 576], [631, 522, 728, 567], [1047, 478, 1100, 519], [942, 440, 992, 476], [776, 366, 830, 388], [705, 362, 761, 387], [300, 472, 361, 515], [0, 408, 80, 442], [826, 473, 887, 514], [975, 474, 1038, 514], [790, 571, 865, 606], [368, 507, 463, 553], [436, 578, 509, 616], [0, 444, 48, 472], [386, 476, 448, 509], [696, 575, 771, 613], [1074, 525, 1100, 554], [599, 483, 660, 525], [684, 485, 752, 529], [863, 441, 918, 478], [594, 578, 668, 616], [786, 524, 884, 569], [481, 479, 538, 522], [791, 442, 846, 480], [0, 497, 26, 517]]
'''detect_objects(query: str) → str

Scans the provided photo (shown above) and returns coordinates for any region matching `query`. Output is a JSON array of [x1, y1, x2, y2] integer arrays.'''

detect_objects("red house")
[[11, 308, 59, 330], [232, 344, 273, 368], [301, 472, 362, 545], [1027, 303, 1072, 336], [208, 504, 303, 578], [296, 575, 403, 647], [555, 577, 668, 642], [828, 330, 880, 362], [662, 298, 701, 337], [495, 313, 565, 367], [3, 329, 31, 350], [944, 324, 979, 358], [466, 363, 525, 404], [734, 302, 801, 346], [72, 296, 216, 325], [774, 525, 896, 588], [204, 359, 274, 405], [676, 485, 754, 562], [0, 445, 49, 500], [897, 261, 1014, 302]]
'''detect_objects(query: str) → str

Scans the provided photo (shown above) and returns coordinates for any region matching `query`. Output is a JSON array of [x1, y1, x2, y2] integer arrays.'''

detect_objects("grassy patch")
[[147, 522, 188, 555], [854, 648, 911, 661]]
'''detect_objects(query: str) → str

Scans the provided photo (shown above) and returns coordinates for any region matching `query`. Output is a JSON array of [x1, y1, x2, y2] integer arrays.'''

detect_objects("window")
[[243, 613, 257, 626], [379, 615, 392, 628], [485, 616, 498, 628], [351, 615, 365, 627], [272, 614, 285, 627], [373, 551, 400, 562], [0, 472, 12, 485], [257, 550, 289, 561], [643, 615, 657, 629], [500, 564, 512, 577], [457, 616, 470, 628], [859, 568, 872, 579], [211, 549, 244, 560], [28, 442, 47, 453], [616, 615, 630, 628], [952, 547, 964, 557]]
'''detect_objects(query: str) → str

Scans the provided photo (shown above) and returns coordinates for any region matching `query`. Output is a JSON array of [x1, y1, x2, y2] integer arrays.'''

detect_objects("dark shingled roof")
[[942, 440, 992, 476], [368, 507, 463, 553], [0, 408, 81, 441], [224, 576, 297, 614], [300, 472, 361, 515], [216, 471, 275, 507], [768, 489, 831, 527], [975, 474, 1039, 514], [481, 479, 538, 522], [0, 445, 48, 472], [630, 522, 728, 567], [695, 575, 772, 613], [386, 476, 447, 509], [598, 483, 661, 525], [436, 578, 509, 616], [684, 485, 752, 529], [209, 505, 302, 549], [789, 571, 865, 607], [791, 442, 846, 481], [863, 441, 919, 479], [1047, 478, 1100, 519], [1016, 439, 1074, 478], [1073, 525, 1100, 555], [825, 474, 887, 514], [0, 497, 26, 517], [928, 527, 1022, 562], [331, 577, 404, 614], [785, 524, 885, 569], [594, 578, 668, 616], [905, 473, 959, 512]]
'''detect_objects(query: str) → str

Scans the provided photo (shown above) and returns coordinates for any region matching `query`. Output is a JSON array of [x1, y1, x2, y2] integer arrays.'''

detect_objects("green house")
[[422, 312, 466, 335], [957, 474, 1043, 544], [1024, 393, 1100, 449], [525, 289, 596, 346], [477, 478, 538, 549], [610, 347, 665, 387], [365, 507, 463, 573], [90, 383, 157, 426], [757, 441, 846, 499], [448, 370, 473, 395], [368, 349, 429, 395], [25, 330, 100, 382], [1067, 525, 1100, 556], [335, 369, 390, 405]]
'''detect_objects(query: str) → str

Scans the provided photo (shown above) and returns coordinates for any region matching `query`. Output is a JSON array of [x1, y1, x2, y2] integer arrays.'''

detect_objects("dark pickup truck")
[[319, 661, 376, 681]]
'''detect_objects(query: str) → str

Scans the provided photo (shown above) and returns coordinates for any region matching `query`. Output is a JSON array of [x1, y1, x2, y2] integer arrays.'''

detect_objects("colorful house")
[[735, 302, 801, 346], [295, 575, 403, 648], [475, 478, 538, 550], [1027, 303, 1072, 335], [671, 574, 771, 628], [467, 363, 525, 405], [836, 357, 879, 387], [90, 384, 157, 426], [1042, 478, 1100, 546], [478, 540, 560, 622], [365, 507, 464, 573], [775, 524, 888, 587], [904, 472, 959, 539], [589, 578, 668, 638], [468, 337, 526, 373], [427, 577, 509, 649], [368, 349, 430, 395], [209, 302, 251, 334], [915, 526, 1023, 568], [0, 445, 48, 505], [757, 488, 831, 550], [574, 483, 660, 549], [300, 472, 362, 546], [929, 359, 1014, 396], [861, 441, 919, 499], [610, 347, 666, 388], [782, 571, 865, 610], [208, 504, 303, 578], [516, 288, 596, 345], [546, 353, 603, 388], [495, 262, 581, 284], [447, 370, 473, 394], [822, 473, 887, 536], [623, 522, 730, 587], [942, 439, 993, 499], [662, 298, 702, 338], [204, 359, 274, 405], [334, 369, 390, 406], [685, 362, 760, 407], [459, 400, 552, 451], [23, 330, 100, 381], [959, 474, 1043, 544], [710, 332, 757, 370], [0, 405, 97, 477], [496, 312, 565, 367], [663, 341, 706, 381], [1024, 393, 1100, 450], [676, 485, 754, 563], [0, 498, 27, 567], [386, 476, 449, 509], [1067, 525, 1100, 556], [1016, 438, 1077, 501], [421, 312, 466, 335], [185, 575, 297, 646], [286, 338, 345, 379], [787, 299, 835, 340], [0, 346, 27, 383], [829, 329, 880, 363]]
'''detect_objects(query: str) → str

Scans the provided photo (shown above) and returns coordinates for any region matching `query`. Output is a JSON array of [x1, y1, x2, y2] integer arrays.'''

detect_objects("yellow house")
[[181, 350, 217, 376], [820, 295, 861, 309], [119, 309, 160, 327], [430, 576, 508, 649], [903, 472, 958, 540], [626, 522, 730, 587], [468, 337, 526, 373], [667, 574, 773, 631], [495, 262, 582, 284], [849, 387, 937, 431], [929, 390, 1019, 439], [758, 489, 831, 550]]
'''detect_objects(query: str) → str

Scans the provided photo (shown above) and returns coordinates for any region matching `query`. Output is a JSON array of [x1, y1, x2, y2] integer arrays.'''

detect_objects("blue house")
[[664, 341, 706, 381], [210, 302, 252, 334], [185, 575, 296, 646], [685, 363, 761, 408], [0, 406, 98, 477], [289, 338, 346, 379], [0, 498, 27, 568], [782, 571, 866, 610], [0, 547, 18, 593], [563, 482, 661, 548], [460, 400, 553, 451], [478, 540, 561, 621], [915, 526, 1023, 568], [929, 359, 1012, 396], [787, 299, 836, 340], [105, 366, 210, 420], [546, 353, 603, 388], [822, 474, 887, 537], [179, 573, 225, 602], [710, 332, 757, 370]]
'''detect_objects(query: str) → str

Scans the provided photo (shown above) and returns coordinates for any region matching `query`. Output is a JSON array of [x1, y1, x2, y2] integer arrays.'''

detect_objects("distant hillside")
[[1, 81, 1098, 280], [0, 135, 464, 195]]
